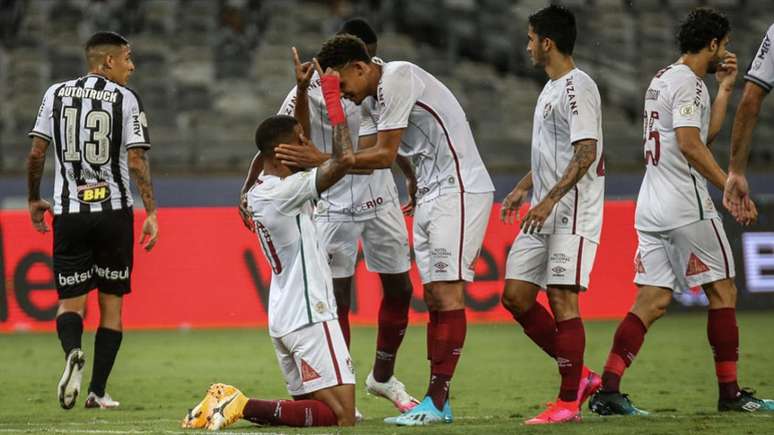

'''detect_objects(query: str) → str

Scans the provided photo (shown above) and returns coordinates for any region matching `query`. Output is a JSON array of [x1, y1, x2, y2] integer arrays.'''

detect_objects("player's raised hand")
[[312, 57, 340, 79], [28, 199, 52, 233], [716, 51, 737, 90], [501, 188, 528, 225], [292, 47, 314, 91], [723, 172, 753, 225], [520, 198, 554, 234], [276, 132, 327, 169], [238, 194, 255, 232], [139, 213, 159, 251]]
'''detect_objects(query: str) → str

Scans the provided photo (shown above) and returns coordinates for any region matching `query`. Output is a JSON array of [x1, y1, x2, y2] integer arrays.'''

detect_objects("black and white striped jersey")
[[29, 74, 151, 214]]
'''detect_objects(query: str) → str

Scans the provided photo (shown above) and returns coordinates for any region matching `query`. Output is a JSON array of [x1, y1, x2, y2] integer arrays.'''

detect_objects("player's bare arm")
[[707, 52, 737, 145], [292, 47, 314, 139], [238, 152, 264, 232], [501, 170, 532, 225], [351, 129, 402, 169], [674, 127, 727, 193], [724, 82, 767, 222], [521, 140, 596, 234], [395, 154, 417, 216], [128, 148, 159, 251], [26, 136, 52, 233], [315, 122, 355, 193], [314, 63, 356, 193]]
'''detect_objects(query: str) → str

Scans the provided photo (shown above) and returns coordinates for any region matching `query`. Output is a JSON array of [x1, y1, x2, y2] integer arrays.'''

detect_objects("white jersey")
[[359, 58, 494, 203], [635, 64, 717, 232], [29, 74, 150, 214], [279, 73, 399, 222], [247, 168, 337, 338], [745, 23, 774, 93], [530, 68, 605, 243]]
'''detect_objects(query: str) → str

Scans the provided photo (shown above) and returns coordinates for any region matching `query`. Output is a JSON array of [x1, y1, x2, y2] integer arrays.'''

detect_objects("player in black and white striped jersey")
[[26, 31, 158, 411]]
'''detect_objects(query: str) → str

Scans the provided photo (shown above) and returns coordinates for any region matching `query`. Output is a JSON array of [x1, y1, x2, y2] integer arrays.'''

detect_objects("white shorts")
[[505, 232, 598, 289], [272, 320, 355, 397], [413, 192, 493, 284], [634, 218, 735, 293], [316, 201, 411, 278]]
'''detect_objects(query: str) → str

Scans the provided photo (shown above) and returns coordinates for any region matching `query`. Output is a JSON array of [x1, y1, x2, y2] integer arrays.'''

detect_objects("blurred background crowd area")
[[0, 0, 772, 176]]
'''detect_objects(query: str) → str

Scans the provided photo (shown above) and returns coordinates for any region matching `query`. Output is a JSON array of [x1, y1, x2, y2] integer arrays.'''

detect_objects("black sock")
[[88, 327, 123, 397], [56, 312, 83, 357]]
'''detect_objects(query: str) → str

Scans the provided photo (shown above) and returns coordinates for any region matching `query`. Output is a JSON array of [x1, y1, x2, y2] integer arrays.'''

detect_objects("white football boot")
[[365, 372, 420, 413], [58, 348, 85, 410], [84, 391, 120, 409]]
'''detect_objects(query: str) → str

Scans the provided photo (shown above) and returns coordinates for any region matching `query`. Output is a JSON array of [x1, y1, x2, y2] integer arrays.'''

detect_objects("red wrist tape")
[[321, 76, 346, 126]]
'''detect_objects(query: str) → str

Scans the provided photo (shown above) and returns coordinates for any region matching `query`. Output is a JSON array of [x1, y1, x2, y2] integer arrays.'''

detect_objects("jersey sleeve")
[[123, 89, 151, 149], [567, 78, 601, 144], [359, 102, 378, 136], [28, 84, 57, 142], [376, 64, 425, 131], [275, 168, 320, 215], [278, 86, 298, 116], [671, 77, 703, 129], [744, 25, 774, 93]]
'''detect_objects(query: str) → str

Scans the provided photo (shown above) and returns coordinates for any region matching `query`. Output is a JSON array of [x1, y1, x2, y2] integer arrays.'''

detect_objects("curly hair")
[[316, 34, 371, 71], [254, 115, 297, 155], [677, 8, 730, 54]]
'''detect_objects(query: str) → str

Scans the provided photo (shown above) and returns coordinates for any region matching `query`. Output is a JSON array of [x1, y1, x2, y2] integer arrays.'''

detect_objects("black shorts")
[[53, 208, 134, 299]]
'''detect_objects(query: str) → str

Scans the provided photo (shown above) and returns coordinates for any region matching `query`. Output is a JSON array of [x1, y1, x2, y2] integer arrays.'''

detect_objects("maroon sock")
[[426, 309, 466, 410], [337, 304, 351, 348], [426, 311, 438, 362], [243, 399, 339, 427], [708, 308, 740, 401], [556, 318, 585, 402], [515, 302, 557, 358], [373, 291, 411, 383], [602, 312, 647, 393]]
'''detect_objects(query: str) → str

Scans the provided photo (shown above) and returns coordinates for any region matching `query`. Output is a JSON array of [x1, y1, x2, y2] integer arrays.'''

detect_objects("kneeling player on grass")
[[589, 8, 773, 416], [182, 67, 357, 430]]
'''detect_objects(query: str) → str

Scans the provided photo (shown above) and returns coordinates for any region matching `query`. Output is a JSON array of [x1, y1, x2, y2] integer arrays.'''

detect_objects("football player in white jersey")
[[277, 35, 495, 426], [238, 20, 420, 413], [183, 68, 359, 430], [590, 8, 774, 416], [498, 5, 605, 425], [723, 23, 773, 222]]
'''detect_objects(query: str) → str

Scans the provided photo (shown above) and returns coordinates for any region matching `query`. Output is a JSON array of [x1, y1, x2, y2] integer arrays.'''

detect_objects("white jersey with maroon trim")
[[529, 68, 605, 243], [29, 74, 150, 214], [745, 23, 774, 93], [359, 58, 494, 204], [247, 168, 338, 338], [279, 73, 399, 222], [635, 64, 718, 232]]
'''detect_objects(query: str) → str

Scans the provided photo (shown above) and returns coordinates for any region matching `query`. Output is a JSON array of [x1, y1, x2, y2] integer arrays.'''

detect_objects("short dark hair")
[[676, 8, 730, 54], [338, 17, 377, 45], [528, 4, 577, 56], [254, 115, 297, 155], [85, 31, 129, 51], [316, 34, 371, 71]]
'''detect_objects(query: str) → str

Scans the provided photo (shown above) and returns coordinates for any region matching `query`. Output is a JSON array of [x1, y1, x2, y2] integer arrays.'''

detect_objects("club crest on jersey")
[[542, 102, 552, 119], [77, 182, 111, 203]]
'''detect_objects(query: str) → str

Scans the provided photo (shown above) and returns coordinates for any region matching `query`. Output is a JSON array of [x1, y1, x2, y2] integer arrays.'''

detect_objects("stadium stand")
[[1, 0, 772, 174]]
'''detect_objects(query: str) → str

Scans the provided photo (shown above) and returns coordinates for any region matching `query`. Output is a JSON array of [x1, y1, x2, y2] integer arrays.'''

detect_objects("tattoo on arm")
[[27, 137, 49, 201], [128, 149, 157, 214], [315, 123, 355, 193], [546, 140, 596, 203]]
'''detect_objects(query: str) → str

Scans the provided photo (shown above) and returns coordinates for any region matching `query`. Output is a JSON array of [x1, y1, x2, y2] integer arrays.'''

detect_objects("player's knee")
[[704, 280, 737, 308], [501, 291, 531, 316]]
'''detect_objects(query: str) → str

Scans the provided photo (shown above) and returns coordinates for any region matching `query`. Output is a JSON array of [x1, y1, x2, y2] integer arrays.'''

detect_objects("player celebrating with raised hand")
[[277, 34, 495, 426], [499, 5, 605, 425], [723, 22, 773, 223], [245, 19, 419, 414], [590, 8, 774, 416], [27, 31, 158, 411], [183, 64, 357, 431]]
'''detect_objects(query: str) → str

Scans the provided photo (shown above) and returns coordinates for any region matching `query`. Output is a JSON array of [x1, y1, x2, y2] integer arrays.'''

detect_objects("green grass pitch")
[[1, 313, 772, 434]]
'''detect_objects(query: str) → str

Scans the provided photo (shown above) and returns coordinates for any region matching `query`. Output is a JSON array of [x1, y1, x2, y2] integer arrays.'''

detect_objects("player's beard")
[[707, 52, 722, 74], [531, 47, 547, 67]]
